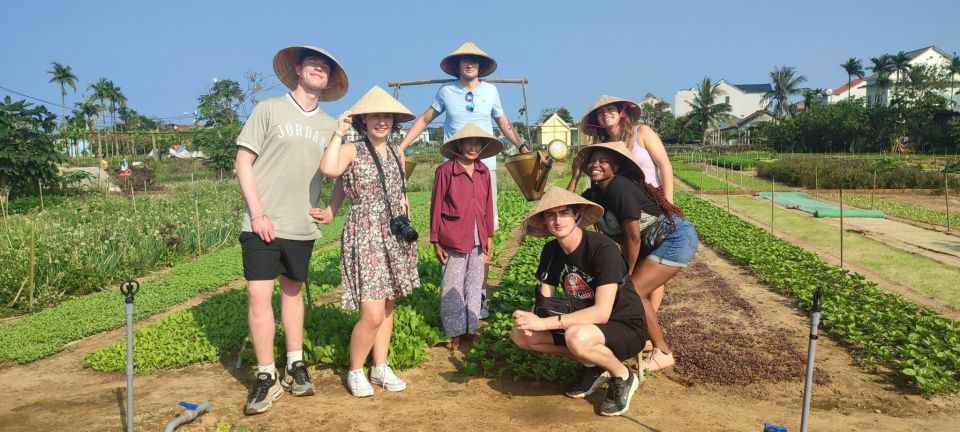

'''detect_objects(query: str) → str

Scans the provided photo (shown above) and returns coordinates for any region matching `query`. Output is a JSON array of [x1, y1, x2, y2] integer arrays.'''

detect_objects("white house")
[[827, 77, 868, 103], [862, 45, 959, 107], [398, 126, 431, 145], [674, 80, 772, 119]]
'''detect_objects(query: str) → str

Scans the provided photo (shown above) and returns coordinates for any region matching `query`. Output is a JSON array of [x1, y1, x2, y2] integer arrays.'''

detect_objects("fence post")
[[946, 172, 951, 232], [871, 169, 877, 209], [770, 177, 775, 233], [840, 179, 844, 269], [725, 165, 730, 212]]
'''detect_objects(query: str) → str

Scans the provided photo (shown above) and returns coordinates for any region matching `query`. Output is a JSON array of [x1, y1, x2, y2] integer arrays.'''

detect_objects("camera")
[[390, 215, 418, 242]]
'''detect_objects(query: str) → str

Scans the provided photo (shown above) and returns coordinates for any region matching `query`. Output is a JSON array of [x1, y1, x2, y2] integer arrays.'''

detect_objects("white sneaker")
[[370, 363, 407, 392], [479, 290, 490, 320], [346, 369, 374, 398]]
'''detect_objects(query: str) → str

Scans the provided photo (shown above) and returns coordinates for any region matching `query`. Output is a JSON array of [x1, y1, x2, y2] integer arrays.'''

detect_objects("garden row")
[[821, 193, 960, 228], [757, 157, 958, 190], [84, 190, 534, 373], [675, 191, 960, 395], [0, 180, 242, 315], [0, 188, 369, 365]]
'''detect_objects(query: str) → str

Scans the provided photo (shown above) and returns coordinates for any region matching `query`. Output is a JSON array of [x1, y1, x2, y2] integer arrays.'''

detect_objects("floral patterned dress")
[[340, 141, 419, 310]]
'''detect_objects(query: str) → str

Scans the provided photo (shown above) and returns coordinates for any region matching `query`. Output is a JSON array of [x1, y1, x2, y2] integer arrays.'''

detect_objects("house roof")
[[534, 112, 572, 129], [732, 83, 773, 93], [904, 45, 951, 61], [736, 110, 774, 127], [831, 78, 866, 95]]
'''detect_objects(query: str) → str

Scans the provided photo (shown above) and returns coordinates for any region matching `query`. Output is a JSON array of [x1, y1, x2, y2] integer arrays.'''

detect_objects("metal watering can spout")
[[505, 140, 570, 201]]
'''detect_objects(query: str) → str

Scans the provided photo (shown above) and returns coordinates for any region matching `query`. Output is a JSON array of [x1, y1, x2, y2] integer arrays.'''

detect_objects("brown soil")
[[2, 244, 958, 431]]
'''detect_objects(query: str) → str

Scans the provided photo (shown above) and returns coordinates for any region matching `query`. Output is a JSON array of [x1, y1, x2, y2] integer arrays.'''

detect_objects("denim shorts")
[[647, 217, 698, 268]]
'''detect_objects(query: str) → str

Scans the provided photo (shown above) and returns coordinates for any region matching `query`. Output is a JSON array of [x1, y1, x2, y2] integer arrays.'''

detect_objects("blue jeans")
[[647, 218, 698, 267]]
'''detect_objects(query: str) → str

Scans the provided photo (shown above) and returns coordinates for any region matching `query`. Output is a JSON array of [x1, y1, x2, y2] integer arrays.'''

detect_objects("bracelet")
[[251, 214, 268, 222], [557, 315, 564, 330], [333, 131, 344, 138]]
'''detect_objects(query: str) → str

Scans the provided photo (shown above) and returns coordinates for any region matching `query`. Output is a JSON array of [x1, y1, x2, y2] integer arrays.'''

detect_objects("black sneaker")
[[565, 366, 610, 398], [245, 372, 283, 415], [281, 360, 316, 396], [599, 369, 639, 416]]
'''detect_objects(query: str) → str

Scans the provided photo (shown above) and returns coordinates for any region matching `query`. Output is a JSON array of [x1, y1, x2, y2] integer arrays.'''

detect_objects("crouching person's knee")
[[510, 326, 531, 350], [564, 325, 591, 357]]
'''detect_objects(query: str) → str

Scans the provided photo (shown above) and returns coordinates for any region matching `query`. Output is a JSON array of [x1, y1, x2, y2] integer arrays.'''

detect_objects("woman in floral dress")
[[316, 86, 419, 397]]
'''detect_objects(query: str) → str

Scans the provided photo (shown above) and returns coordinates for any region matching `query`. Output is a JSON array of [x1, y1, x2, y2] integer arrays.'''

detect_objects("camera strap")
[[364, 139, 407, 216]]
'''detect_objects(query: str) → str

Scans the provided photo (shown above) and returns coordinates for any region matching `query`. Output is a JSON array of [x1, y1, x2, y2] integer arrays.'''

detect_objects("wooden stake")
[[29, 216, 36, 308], [771, 177, 775, 233], [194, 198, 202, 254], [840, 180, 845, 268], [946, 172, 951, 232]]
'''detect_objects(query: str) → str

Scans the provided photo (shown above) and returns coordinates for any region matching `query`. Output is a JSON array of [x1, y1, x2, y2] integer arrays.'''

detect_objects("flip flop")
[[446, 336, 461, 350]]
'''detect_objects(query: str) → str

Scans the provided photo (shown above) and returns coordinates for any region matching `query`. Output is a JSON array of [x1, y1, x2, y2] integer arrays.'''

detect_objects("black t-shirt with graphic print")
[[582, 174, 662, 243], [536, 231, 646, 326]]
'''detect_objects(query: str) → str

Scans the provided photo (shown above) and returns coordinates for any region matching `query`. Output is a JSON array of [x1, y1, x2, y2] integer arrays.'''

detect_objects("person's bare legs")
[[248, 280, 277, 367], [349, 300, 386, 369], [279, 276, 304, 354], [630, 260, 681, 354], [564, 324, 629, 377], [371, 300, 396, 366], [650, 285, 665, 311]]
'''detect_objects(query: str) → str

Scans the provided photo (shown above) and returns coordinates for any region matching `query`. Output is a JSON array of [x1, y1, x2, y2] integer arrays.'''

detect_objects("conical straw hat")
[[273, 45, 350, 101], [441, 123, 503, 160], [349, 86, 415, 123], [577, 141, 642, 174], [440, 41, 498, 78], [578, 95, 640, 138], [522, 187, 604, 237]]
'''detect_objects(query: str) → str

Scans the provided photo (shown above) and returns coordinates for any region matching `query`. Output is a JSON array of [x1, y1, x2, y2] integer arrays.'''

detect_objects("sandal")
[[446, 336, 461, 351]]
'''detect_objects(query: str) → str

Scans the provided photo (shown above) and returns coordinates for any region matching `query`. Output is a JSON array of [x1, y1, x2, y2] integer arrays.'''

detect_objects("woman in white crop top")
[[577, 95, 674, 203]]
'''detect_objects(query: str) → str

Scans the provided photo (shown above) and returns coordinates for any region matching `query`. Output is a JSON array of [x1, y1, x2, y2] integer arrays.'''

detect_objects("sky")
[[2, 0, 958, 127]]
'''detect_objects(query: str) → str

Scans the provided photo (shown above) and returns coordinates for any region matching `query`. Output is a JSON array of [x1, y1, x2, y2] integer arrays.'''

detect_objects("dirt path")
[[3, 243, 958, 431]]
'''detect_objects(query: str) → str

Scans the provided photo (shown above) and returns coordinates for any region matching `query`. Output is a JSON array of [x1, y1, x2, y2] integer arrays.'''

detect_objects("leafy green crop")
[[676, 191, 960, 395], [821, 193, 960, 228]]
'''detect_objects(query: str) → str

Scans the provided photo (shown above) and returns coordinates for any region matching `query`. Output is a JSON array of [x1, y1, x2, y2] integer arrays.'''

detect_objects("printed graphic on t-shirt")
[[560, 265, 595, 300]]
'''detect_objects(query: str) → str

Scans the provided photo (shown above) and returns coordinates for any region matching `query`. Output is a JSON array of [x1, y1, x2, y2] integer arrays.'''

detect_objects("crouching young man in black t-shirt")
[[511, 187, 649, 417]]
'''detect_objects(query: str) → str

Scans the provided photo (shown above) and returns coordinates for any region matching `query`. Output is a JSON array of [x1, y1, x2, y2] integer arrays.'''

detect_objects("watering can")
[[404, 160, 417, 180], [505, 139, 569, 201]]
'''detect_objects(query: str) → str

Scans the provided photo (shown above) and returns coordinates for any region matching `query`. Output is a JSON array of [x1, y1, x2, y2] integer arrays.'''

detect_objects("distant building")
[[534, 112, 575, 147], [827, 45, 959, 107], [398, 126, 430, 145], [675, 80, 772, 119], [705, 109, 775, 146]]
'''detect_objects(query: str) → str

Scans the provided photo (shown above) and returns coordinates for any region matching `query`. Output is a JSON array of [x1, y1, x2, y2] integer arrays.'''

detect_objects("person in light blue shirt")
[[399, 41, 530, 229]]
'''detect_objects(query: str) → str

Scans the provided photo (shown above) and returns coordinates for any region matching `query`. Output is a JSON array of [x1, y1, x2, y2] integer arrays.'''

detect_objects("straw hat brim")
[[522, 187, 604, 237], [441, 124, 503, 160], [578, 95, 641, 137], [440, 42, 498, 77], [273, 45, 349, 101], [349, 86, 416, 124], [577, 141, 643, 175]]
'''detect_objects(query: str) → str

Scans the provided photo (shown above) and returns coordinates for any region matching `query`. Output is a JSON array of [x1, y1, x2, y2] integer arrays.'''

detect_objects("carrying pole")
[[800, 287, 824, 432], [121, 281, 140, 432]]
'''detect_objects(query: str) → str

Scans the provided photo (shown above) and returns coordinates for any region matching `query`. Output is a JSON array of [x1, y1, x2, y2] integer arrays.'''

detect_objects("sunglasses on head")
[[465, 91, 474, 112]]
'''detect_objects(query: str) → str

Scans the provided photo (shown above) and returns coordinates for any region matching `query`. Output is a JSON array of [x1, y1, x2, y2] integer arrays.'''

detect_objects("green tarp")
[[755, 191, 885, 218]]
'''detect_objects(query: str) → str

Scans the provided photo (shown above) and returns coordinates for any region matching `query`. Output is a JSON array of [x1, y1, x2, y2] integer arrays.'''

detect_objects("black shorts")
[[239, 232, 315, 282], [551, 320, 647, 361]]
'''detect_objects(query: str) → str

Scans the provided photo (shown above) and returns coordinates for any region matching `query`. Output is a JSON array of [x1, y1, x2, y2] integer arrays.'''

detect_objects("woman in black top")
[[567, 141, 699, 372], [511, 187, 647, 417]]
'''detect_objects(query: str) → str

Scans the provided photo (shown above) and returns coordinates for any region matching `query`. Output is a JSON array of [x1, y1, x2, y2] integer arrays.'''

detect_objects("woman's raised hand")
[[336, 110, 353, 137]]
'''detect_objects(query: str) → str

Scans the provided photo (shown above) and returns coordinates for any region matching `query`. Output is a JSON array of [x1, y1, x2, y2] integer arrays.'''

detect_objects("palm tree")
[[686, 77, 732, 145], [802, 88, 827, 111], [89, 78, 113, 156], [762, 66, 807, 121], [76, 98, 102, 156], [47, 62, 79, 129], [948, 54, 960, 111], [870, 55, 893, 107], [890, 51, 912, 103], [840, 58, 865, 101]]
